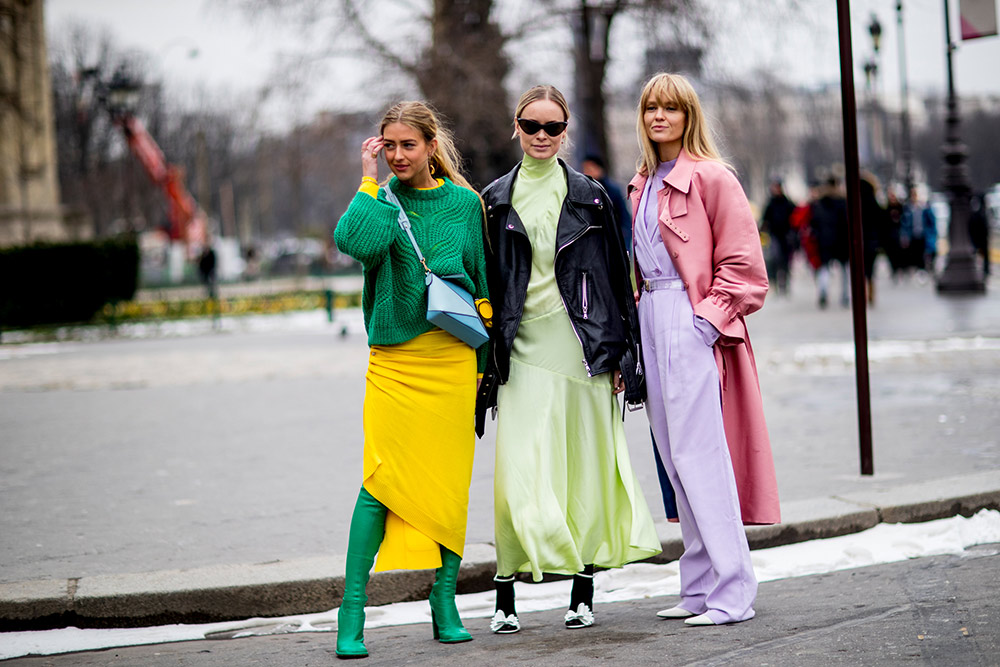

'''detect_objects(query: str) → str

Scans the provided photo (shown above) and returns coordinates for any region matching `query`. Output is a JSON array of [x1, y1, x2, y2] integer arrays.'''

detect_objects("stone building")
[[0, 0, 83, 247]]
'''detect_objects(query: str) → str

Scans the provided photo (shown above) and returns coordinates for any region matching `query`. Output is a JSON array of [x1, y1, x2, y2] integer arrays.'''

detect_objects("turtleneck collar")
[[389, 175, 452, 201], [518, 154, 560, 180]]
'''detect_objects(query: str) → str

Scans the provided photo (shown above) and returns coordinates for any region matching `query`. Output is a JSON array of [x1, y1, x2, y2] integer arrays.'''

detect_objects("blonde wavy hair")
[[634, 73, 732, 176], [380, 101, 478, 196]]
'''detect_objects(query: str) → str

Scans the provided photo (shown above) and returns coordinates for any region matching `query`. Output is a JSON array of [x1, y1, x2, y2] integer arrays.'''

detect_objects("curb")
[[2, 472, 999, 632]]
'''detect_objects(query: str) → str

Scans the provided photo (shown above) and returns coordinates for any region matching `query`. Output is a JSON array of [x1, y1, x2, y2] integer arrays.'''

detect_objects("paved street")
[[5, 544, 998, 666], [2, 262, 998, 586]]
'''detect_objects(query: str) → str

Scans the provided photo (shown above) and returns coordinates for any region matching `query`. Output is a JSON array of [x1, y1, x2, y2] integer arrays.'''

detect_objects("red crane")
[[116, 114, 208, 247], [81, 67, 208, 251]]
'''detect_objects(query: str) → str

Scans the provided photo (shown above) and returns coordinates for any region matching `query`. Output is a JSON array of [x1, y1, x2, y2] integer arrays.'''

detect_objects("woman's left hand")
[[611, 370, 624, 395]]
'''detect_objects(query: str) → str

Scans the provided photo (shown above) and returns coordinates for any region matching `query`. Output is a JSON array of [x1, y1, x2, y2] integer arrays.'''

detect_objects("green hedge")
[[0, 238, 139, 328]]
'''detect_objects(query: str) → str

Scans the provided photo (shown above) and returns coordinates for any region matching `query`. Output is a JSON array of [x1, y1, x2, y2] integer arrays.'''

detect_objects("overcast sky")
[[44, 0, 1000, 129]]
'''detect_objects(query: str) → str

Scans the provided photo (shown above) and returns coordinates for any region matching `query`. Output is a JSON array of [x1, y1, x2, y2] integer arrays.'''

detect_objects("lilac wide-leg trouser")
[[639, 283, 757, 624]]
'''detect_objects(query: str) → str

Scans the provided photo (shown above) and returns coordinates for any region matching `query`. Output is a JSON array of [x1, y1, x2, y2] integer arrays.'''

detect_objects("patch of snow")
[[1, 509, 998, 660]]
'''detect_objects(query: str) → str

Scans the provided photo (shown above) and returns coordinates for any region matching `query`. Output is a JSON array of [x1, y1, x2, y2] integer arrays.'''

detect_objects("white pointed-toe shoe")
[[684, 613, 717, 626], [656, 606, 696, 619]]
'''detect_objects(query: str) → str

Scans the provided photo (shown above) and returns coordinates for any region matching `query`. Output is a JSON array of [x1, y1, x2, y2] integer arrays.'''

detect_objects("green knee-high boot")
[[428, 546, 473, 643], [336, 488, 387, 659]]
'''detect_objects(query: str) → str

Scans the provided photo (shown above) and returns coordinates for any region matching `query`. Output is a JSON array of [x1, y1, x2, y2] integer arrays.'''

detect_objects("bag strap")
[[383, 185, 430, 275]]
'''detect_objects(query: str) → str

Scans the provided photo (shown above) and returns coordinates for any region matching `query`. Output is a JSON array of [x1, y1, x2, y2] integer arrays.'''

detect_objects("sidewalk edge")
[[3, 484, 998, 632]]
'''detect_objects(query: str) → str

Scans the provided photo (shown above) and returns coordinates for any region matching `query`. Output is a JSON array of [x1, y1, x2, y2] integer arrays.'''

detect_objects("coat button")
[[594, 198, 601, 204], [487, 204, 493, 210], [672, 251, 679, 258], [507, 223, 514, 230], [683, 282, 689, 289]]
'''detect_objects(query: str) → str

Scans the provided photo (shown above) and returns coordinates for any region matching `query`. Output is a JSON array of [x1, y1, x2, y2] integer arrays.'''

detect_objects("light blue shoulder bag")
[[383, 186, 488, 349]]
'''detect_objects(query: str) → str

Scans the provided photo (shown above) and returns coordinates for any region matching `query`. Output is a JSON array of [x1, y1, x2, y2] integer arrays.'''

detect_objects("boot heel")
[[429, 548, 472, 643]]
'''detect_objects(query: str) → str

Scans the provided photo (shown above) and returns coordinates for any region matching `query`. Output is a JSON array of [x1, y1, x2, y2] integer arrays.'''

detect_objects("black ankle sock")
[[569, 565, 594, 610], [494, 575, 516, 616]]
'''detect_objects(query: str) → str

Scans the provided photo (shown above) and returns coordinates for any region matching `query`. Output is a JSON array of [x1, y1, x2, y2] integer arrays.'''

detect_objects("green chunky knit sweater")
[[334, 176, 489, 372]]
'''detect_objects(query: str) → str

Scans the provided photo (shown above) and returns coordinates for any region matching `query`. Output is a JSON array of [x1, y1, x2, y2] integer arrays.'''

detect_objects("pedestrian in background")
[[476, 84, 660, 635], [332, 101, 489, 659], [790, 182, 821, 276], [900, 187, 936, 274], [885, 188, 906, 279], [760, 179, 797, 296], [197, 241, 218, 301], [969, 192, 991, 278], [582, 154, 633, 255], [859, 171, 888, 305], [809, 176, 850, 308], [627, 72, 780, 627]]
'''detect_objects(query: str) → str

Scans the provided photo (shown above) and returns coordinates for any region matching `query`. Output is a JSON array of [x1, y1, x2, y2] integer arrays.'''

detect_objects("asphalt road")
[[1, 262, 999, 585], [6, 543, 998, 666]]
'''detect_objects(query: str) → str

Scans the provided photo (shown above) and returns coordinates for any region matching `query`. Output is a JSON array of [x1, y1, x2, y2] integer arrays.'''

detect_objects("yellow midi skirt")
[[362, 329, 477, 572]]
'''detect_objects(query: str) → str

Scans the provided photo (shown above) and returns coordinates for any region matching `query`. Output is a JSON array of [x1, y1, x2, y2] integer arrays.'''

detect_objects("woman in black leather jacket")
[[476, 85, 660, 636]]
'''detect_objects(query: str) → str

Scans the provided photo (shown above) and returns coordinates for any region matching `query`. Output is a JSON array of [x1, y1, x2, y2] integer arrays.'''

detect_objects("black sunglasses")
[[516, 117, 568, 137]]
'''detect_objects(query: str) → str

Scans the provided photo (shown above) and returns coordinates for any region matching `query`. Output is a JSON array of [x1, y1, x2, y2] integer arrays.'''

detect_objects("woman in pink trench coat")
[[628, 73, 779, 627]]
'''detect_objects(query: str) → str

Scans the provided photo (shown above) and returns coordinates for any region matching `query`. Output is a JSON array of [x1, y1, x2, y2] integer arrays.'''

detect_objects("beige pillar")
[[0, 0, 78, 247]]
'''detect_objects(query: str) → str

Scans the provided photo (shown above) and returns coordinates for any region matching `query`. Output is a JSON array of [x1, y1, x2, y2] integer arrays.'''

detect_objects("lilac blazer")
[[628, 149, 780, 525]]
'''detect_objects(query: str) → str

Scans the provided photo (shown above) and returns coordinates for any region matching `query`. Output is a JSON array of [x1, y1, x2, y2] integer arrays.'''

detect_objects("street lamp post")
[[936, 0, 985, 293], [867, 15, 886, 186], [896, 1, 914, 193], [863, 58, 878, 171]]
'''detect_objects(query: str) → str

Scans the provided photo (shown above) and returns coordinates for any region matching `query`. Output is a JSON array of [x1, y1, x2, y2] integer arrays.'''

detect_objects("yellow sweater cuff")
[[359, 180, 379, 198]]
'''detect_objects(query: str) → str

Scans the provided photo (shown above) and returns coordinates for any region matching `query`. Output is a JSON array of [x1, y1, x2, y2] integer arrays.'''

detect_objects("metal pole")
[[896, 1, 914, 192], [836, 0, 875, 476], [936, 0, 986, 293]]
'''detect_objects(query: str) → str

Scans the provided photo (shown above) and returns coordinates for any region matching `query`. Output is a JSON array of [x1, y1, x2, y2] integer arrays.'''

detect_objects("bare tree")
[[48, 23, 161, 236], [708, 72, 797, 204], [558, 0, 705, 171], [228, 0, 516, 187]]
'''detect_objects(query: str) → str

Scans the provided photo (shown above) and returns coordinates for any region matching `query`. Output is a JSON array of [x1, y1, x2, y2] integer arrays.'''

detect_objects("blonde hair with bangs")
[[634, 73, 732, 176]]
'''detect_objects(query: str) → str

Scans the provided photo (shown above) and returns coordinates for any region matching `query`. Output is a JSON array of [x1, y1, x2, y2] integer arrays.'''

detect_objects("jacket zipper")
[[581, 272, 589, 320], [555, 221, 597, 375]]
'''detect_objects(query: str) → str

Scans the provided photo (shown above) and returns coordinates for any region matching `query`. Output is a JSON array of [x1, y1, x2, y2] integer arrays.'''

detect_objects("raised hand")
[[361, 136, 384, 181]]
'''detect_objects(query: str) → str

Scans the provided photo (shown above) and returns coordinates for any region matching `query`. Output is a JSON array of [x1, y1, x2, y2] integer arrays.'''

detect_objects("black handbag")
[[619, 344, 646, 411]]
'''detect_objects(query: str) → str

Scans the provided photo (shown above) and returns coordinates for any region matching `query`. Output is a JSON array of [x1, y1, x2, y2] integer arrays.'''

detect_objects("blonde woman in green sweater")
[[333, 101, 489, 659]]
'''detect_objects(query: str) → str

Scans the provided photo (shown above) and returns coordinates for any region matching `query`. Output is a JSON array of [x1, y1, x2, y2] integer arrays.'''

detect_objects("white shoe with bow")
[[564, 603, 595, 629], [490, 610, 520, 634]]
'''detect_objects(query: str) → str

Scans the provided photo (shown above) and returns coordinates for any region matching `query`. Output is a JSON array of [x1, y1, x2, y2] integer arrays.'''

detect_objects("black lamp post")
[[866, 14, 886, 185], [863, 58, 878, 170], [936, 0, 986, 293], [868, 14, 883, 53], [105, 69, 142, 122], [896, 1, 914, 193]]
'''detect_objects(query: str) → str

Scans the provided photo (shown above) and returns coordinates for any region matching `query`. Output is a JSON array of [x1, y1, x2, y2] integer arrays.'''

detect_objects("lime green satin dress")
[[493, 155, 660, 580]]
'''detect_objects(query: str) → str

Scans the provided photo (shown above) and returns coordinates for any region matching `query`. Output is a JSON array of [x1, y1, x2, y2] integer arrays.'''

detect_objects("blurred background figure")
[[969, 192, 991, 278], [885, 188, 906, 280], [809, 176, 849, 308], [760, 179, 797, 296], [197, 241, 218, 300], [901, 187, 937, 275], [790, 182, 820, 280], [859, 172, 887, 305], [582, 155, 632, 255]]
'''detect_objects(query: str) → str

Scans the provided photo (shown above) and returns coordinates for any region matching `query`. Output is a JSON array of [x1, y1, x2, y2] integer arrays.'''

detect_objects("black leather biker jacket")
[[475, 159, 640, 436]]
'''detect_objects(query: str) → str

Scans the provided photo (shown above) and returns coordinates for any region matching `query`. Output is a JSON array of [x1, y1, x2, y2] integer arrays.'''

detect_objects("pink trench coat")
[[627, 149, 780, 525]]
